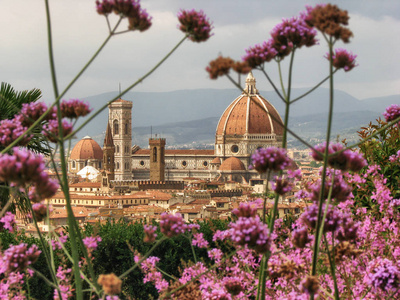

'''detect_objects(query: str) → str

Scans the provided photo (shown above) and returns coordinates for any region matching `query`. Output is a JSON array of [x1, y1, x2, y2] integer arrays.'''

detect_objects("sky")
[[1, 0, 399, 103]]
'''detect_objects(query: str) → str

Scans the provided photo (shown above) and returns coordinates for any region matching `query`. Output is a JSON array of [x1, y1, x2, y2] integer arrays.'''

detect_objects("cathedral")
[[68, 72, 284, 186]]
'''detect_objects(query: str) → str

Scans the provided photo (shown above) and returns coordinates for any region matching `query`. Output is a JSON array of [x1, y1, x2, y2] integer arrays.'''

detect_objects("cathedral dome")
[[70, 136, 103, 160], [219, 157, 246, 171], [216, 72, 283, 136]]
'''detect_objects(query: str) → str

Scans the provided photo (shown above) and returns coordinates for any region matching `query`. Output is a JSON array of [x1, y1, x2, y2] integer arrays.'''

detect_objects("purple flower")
[[311, 142, 367, 172], [159, 213, 187, 237], [177, 9, 213, 42], [0, 119, 32, 147], [366, 258, 400, 291], [82, 236, 102, 251], [271, 176, 292, 195], [42, 119, 73, 143], [96, 0, 113, 15], [1, 243, 41, 274], [325, 48, 357, 72], [291, 226, 311, 248], [28, 177, 59, 202], [16, 102, 55, 127], [337, 213, 358, 241], [384, 104, 400, 124], [192, 233, 208, 248], [269, 16, 317, 58], [0, 212, 17, 232], [301, 203, 342, 233], [0, 147, 45, 186], [232, 199, 262, 218], [250, 147, 292, 173], [61, 99, 92, 119], [242, 41, 277, 68], [311, 171, 352, 202], [143, 224, 157, 243], [228, 216, 270, 254], [30, 203, 49, 222]]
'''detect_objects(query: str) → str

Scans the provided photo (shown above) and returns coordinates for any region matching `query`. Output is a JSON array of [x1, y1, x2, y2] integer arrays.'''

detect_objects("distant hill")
[[75, 88, 399, 149]]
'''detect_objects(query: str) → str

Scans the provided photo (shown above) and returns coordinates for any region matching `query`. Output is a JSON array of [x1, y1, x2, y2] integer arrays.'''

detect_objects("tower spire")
[[243, 71, 258, 95], [104, 121, 114, 147]]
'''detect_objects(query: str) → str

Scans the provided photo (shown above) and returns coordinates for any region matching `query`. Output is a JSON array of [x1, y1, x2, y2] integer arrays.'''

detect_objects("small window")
[[140, 161, 145, 166], [72, 161, 76, 169], [203, 161, 208, 167], [231, 145, 239, 153], [182, 161, 187, 167], [113, 120, 119, 135]]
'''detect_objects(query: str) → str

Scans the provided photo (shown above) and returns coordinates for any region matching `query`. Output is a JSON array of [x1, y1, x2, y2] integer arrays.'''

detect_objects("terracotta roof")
[[70, 182, 101, 188], [70, 136, 103, 160], [216, 72, 283, 136], [219, 157, 246, 171], [210, 157, 221, 164], [133, 149, 214, 156]]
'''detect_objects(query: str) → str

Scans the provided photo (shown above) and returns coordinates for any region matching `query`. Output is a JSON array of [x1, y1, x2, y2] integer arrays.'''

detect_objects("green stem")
[[44, 0, 59, 99], [189, 235, 198, 263], [260, 68, 285, 102], [310, 36, 335, 299], [290, 70, 338, 104], [66, 34, 188, 140], [277, 59, 287, 100]]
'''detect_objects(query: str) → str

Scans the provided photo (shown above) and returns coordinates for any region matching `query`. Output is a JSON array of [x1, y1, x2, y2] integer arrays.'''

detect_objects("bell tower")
[[149, 138, 165, 181], [109, 99, 133, 181]]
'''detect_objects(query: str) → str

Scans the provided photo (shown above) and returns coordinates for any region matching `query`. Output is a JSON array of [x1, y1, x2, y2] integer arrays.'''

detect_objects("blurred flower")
[[0, 212, 17, 232], [30, 203, 49, 222], [42, 119, 73, 143], [223, 276, 243, 296], [177, 9, 213, 42], [303, 4, 353, 43], [272, 176, 293, 195], [192, 233, 208, 248], [269, 16, 317, 58], [206, 56, 234, 79], [98, 273, 122, 295], [83, 236, 102, 251], [301, 275, 319, 295], [384, 104, 400, 124], [232, 199, 262, 218], [17, 102, 56, 126], [292, 226, 311, 248], [242, 41, 277, 68], [366, 258, 400, 292], [250, 147, 292, 173], [0, 119, 32, 147], [143, 224, 157, 243], [1, 243, 41, 274], [326, 48, 357, 71], [229, 216, 270, 254], [301, 203, 342, 233], [96, 0, 113, 15], [159, 213, 187, 237], [61, 99, 92, 119]]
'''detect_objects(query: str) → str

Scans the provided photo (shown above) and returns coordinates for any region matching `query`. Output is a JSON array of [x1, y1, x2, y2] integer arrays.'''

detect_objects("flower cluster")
[[192, 233, 209, 248], [143, 224, 157, 243], [0, 147, 59, 201], [326, 48, 357, 72], [301, 203, 342, 233], [159, 213, 187, 238], [231, 199, 262, 218], [82, 236, 102, 251], [30, 202, 50, 222], [228, 215, 270, 254], [242, 41, 277, 68], [272, 176, 293, 195], [98, 273, 122, 296], [249, 147, 292, 173], [0, 243, 41, 274], [177, 9, 213, 42], [303, 4, 353, 43], [366, 258, 400, 292], [61, 99, 92, 119], [96, 0, 152, 32], [54, 266, 73, 300], [310, 171, 352, 202], [269, 16, 317, 58], [0, 212, 17, 232], [311, 142, 367, 172], [383, 104, 400, 124]]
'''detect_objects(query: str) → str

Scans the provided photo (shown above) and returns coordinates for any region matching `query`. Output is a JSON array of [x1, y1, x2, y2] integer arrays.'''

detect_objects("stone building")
[[69, 72, 284, 185], [68, 136, 103, 174]]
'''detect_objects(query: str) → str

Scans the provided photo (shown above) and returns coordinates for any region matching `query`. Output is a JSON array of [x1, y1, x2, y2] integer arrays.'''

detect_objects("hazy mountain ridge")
[[77, 88, 399, 149]]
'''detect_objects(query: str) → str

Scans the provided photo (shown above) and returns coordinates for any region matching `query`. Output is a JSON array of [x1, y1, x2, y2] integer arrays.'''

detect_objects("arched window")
[[113, 120, 119, 135], [116, 145, 120, 153], [124, 123, 128, 135], [72, 161, 76, 168], [116, 162, 120, 169], [153, 147, 157, 162]]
